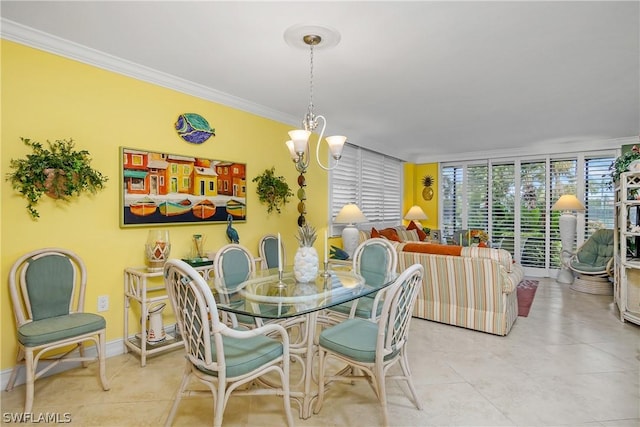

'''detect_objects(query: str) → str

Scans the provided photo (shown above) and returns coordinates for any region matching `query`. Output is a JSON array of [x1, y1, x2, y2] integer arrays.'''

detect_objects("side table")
[[123, 264, 214, 366]]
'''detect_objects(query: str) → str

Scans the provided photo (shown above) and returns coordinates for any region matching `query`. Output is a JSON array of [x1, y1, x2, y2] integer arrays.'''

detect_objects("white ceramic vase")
[[293, 246, 319, 283]]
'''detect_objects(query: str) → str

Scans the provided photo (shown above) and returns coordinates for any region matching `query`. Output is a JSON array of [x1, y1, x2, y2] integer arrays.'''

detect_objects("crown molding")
[[1, 18, 299, 127], [413, 136, 639, 164]]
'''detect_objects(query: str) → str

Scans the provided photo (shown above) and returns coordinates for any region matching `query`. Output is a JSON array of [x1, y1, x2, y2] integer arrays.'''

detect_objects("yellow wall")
[[0, 41, 332, 369], [403, 162, 438, 231]]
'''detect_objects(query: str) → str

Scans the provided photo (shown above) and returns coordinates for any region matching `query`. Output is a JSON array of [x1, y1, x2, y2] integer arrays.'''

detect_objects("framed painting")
[[120, 147, 246, 227]]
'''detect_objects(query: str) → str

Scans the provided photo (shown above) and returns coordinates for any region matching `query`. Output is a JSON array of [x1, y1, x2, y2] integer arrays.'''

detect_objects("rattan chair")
[[564, 229, 614, 294], [314, 263, 424, 426], [325, 238, 398, 323], [163, 259, 294, 427], [258, 234, 285, 270], [5, 248, 109, 412]]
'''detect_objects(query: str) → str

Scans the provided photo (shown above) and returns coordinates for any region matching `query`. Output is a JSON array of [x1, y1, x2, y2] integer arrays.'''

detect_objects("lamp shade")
[[404, 205, 428, 221], [551, 195, 585, 211], [335, 203, 368, 225]]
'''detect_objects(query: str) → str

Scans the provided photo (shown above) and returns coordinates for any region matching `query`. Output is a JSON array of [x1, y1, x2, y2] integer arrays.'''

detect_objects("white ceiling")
[[2, 1, 638, 162]]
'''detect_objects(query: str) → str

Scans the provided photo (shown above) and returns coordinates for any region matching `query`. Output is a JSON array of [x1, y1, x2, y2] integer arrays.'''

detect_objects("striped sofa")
[[396, 243, 524, 336]]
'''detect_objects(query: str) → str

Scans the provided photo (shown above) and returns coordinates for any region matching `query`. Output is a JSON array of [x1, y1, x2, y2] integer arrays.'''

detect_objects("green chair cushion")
[[573, 229, 614, 270], [319, 318, 397, 363], [18, 313, 106, 347], [197, 333, 283, 378], [220, 249, 251, 291], [26, 255, 74, 320], [329, 294, 382, 319], [263, 238, 279, 269], [359, 245, 391, 287]]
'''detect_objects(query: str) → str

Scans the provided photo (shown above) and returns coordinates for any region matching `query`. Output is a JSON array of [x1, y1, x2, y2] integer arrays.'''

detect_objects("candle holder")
[[276, 270, 287, 289], [321, 261, 331, 278]]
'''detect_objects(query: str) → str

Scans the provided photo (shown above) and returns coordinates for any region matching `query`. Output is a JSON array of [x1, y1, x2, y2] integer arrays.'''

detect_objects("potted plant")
[[611, 145, 640, 183], [252, 167, 293, 214], [6, 137, 108, 219]]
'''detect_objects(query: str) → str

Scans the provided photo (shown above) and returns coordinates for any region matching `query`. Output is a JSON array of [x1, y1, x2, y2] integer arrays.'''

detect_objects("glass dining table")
[[209, 266, 397, 419]]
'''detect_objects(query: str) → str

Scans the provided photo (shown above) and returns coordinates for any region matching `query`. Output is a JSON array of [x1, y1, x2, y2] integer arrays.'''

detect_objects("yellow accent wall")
[[403, 162, 438, 231], [0, 41, 332, 369]]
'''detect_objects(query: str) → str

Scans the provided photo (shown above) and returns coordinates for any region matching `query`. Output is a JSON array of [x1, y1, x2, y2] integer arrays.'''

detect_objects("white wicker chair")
[[5, 248, 109, 412], [314, 263, 424, 426], [163, 259, 294, 427]]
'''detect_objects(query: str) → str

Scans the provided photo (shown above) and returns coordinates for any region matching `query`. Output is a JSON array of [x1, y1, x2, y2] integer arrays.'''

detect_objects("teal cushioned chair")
[[258, 234, 285, 270], [565, 229, 615, 294], [5, 248, 110, 413], [314, 263, 424, 425], [325, 238, 398, 324], [163, 259, 293, 427]]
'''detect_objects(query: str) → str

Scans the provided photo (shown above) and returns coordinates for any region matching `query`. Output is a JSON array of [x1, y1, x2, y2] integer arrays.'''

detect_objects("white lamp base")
[[557, 212, 577, 284], [341, 224, 360, 258]]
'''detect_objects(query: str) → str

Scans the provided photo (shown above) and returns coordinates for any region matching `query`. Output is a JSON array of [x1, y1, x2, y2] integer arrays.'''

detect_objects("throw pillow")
[[379, 228, 402, 242], [402, 243, 463, 256], [407, 221, 428, 241], [371, 227, 381, 238]]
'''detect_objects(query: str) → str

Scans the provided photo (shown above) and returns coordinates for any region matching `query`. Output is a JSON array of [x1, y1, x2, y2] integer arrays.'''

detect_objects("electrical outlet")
[[97, 295, 109, 312]]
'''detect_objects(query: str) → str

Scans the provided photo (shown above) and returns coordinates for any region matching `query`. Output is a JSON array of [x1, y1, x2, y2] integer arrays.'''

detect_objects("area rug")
[[517, 279, 539, 317]]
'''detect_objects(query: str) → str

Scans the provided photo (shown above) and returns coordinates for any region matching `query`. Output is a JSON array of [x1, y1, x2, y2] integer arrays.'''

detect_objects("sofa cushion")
[[407, 221, 427, 241], [461, 246, 513, 272], [401, 242, 463, 256]]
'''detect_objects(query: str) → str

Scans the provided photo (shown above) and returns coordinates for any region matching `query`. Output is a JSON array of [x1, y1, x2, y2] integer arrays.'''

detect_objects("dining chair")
[[163, 259, 294, 427], [314, 263, 424, 426], [258, 234, 285, 270], [5, 248, 110, 412], [325, 238, 398, 323], [212, 243, 260, 327]]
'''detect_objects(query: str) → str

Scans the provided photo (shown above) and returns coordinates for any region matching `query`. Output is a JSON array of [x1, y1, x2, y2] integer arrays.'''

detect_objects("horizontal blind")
[[330, 144, 403, 235]]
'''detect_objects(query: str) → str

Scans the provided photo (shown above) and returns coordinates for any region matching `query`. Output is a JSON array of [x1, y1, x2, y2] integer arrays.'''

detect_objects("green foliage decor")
[[252, 167, 293, 214], [6, 137, 108, 219], [611, 145, 640, 183]]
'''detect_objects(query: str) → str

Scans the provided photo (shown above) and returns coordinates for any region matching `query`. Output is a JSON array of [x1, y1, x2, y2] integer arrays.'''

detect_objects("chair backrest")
[[164, 259, 225, 374], [577, 229, 615, 267], [258, 234, 285, 270], [352, 238, 398, 288], [213, 244, 256, 292], [9, 248, 87, 325], [376, 263, 423, 362]]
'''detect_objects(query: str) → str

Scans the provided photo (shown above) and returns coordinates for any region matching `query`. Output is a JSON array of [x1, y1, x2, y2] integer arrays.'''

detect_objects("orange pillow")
[[402, 243, 462, 256], [407, 221, 427, 241], [378, 227, 401, 242], [371, 227, 381, 238]]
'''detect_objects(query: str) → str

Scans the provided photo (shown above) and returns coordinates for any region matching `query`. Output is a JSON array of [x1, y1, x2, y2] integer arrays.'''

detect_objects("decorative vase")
[[145, 229, 171, 271], [293, 246, 319, 283]]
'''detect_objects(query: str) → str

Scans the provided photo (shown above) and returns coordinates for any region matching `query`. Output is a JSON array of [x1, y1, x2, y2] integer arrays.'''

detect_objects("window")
[[441, 152, 615, 276], [330, 144, 403, 235]]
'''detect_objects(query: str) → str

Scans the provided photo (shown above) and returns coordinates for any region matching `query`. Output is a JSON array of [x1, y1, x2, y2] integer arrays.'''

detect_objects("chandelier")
[[285, 30, 346, 173]]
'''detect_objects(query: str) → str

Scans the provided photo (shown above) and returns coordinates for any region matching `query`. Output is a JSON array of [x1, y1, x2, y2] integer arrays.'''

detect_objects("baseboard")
[[1, 338, 125, 391]]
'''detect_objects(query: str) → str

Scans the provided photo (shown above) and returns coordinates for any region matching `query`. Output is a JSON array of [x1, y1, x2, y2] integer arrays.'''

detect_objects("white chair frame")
[[163, 259, 294, 427], [5, 248, 109, 412]]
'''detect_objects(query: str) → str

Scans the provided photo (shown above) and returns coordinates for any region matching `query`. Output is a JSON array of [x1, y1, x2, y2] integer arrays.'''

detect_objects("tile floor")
[[1, 277, 639, 426]]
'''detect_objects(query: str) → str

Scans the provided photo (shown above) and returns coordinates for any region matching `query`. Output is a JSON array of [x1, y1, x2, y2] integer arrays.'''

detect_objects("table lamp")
[[404, 205, 428, 228], [551, 194, 585, 284], [335, 203, 368, 258]]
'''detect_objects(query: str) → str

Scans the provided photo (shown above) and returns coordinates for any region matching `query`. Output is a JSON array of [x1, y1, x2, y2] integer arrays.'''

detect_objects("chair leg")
[[374, 363, 389, 427], [98, 330, 110, 391], [164, 363, 191, 427], [5, 348, 25, 392], [24, 349, 35, 413], [400, 349, 422, 410], [313, 349, 327, 415], [277, 361, 294, 427], [213, 380, 226, 427], [79, 342, 88, 368]]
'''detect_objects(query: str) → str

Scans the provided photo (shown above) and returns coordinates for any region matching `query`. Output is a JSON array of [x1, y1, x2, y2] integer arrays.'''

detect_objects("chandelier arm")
[[314, 115, 338, 171]]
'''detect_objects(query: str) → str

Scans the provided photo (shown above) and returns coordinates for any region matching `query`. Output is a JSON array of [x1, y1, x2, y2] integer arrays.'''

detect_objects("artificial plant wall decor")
[[6, 137, 108, 219], [252, 167, 293, 214]]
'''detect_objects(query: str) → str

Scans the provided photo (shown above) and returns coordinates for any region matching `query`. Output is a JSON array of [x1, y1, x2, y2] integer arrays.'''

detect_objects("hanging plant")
[[6, 137, 108, 219], [252, 167, 293, 214], [611, 145, 640, 184]]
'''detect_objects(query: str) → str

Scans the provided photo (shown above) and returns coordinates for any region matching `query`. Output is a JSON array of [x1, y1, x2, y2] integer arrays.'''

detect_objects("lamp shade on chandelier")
[[284, 27, 347, 173]]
